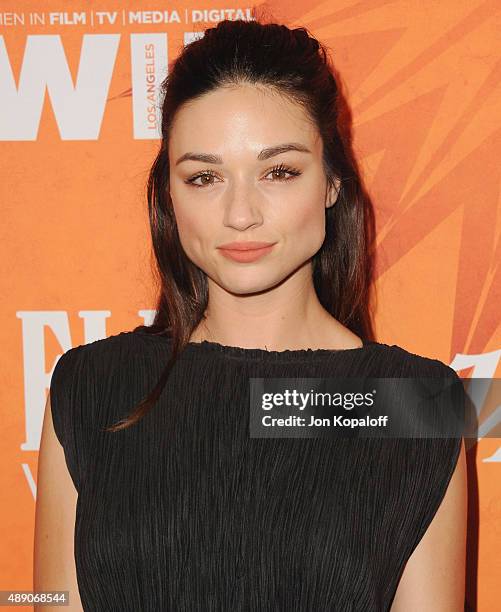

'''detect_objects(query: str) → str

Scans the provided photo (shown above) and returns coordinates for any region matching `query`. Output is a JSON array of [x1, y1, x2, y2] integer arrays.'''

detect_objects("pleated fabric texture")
[[49, 328, 463, 611]]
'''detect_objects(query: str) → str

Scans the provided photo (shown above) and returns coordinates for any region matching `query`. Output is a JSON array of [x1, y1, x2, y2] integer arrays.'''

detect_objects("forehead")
[[168, 83, 321, 156]]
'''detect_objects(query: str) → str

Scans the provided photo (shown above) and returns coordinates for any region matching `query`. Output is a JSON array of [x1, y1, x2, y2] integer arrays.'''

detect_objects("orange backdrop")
[[1, 1, 500, 609]]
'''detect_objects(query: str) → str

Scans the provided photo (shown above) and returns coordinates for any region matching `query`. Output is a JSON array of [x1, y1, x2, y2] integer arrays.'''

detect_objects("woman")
[[34, 18, 467, 611]]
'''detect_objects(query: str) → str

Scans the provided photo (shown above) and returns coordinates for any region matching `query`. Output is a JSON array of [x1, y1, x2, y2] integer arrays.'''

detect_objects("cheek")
[[287, 198, 326, 251], [171, 201, 207, 258]]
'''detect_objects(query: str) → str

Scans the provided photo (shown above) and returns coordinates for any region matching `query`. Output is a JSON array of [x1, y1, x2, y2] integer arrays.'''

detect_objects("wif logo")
[[0, 32, 200, 141]]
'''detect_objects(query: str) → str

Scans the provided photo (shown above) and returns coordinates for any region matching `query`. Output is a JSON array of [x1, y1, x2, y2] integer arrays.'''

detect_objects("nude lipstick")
[[217, 241, 276, 263]]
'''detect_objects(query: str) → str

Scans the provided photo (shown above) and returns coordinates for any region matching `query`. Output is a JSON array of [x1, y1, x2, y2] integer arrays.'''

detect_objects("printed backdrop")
[[1, 1, 500, 609]]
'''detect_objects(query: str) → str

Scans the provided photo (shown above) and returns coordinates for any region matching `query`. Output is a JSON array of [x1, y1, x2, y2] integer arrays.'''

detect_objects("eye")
[[184, 163, 302, 189], [184, 169, 221, 189], [264, 163, 302, 182]]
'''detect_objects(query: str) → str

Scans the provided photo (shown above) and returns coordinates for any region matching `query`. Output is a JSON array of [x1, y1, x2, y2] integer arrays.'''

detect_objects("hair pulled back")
[[106, 17, 376, 432]]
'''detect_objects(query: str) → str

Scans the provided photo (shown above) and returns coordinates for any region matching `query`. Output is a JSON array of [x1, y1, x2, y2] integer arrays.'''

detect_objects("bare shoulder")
[[390, 438, 467, 610], [34, 393, 84, 611]]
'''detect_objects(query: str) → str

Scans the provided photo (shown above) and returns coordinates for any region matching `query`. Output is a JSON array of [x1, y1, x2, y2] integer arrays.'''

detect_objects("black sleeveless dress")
[[49, 328, 463, 611]]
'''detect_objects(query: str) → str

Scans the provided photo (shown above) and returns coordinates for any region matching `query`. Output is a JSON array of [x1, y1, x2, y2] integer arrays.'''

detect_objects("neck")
[[190, 264, 358, 351]]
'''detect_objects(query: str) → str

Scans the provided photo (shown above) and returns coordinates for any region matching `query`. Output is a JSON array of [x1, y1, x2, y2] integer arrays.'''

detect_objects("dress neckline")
[[133, 327, 380, 361], [183, 337, 378, 361]]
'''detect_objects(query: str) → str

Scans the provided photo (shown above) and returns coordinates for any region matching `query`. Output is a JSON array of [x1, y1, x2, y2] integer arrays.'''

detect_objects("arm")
[[33, 392, 84, 612], [390, 438, 467, 611]]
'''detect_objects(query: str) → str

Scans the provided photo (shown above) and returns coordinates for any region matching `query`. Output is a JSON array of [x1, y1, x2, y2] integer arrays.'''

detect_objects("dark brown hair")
[[105, 16, 376, 432]]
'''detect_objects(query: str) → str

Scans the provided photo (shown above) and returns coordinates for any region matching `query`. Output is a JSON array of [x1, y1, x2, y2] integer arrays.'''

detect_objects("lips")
[[217, 241, 275, 251], [217, 241, 276, 263]]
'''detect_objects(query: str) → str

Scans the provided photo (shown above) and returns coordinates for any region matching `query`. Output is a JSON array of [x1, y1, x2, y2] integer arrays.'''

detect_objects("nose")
[[222, 185, 264, 232]]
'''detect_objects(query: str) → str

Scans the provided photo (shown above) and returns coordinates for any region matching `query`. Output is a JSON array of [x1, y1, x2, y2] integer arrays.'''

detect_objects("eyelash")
[[184, 163, 302, 189]]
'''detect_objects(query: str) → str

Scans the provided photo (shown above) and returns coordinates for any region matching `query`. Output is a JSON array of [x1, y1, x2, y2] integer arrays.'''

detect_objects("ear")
[[325, 178, 341, 209]]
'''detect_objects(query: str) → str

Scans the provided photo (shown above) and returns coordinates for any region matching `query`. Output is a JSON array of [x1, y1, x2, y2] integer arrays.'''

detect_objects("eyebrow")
[[175, 142, 312, 166]]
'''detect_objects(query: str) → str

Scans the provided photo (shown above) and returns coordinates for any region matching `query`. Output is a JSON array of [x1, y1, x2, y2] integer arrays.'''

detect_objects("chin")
[[218, 272, 282, 295]]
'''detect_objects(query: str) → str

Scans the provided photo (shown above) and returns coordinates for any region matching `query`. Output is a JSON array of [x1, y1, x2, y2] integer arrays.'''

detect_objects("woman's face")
[[168, 83, 339, 295]]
